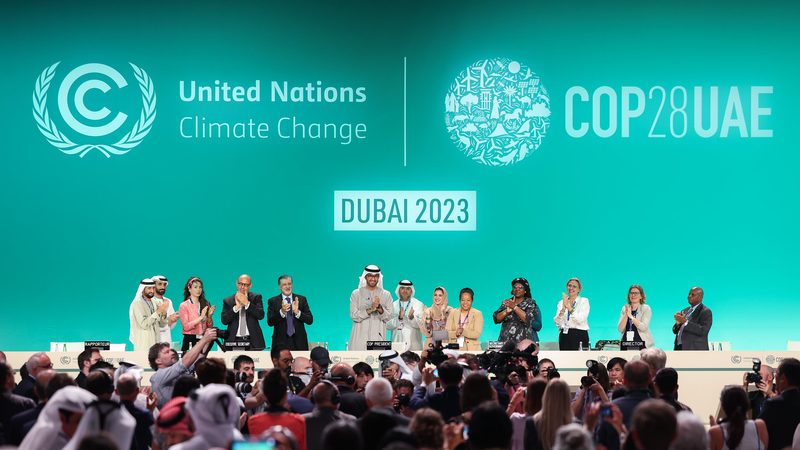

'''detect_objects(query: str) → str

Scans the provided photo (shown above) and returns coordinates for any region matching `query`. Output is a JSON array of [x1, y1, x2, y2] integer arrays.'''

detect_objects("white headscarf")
[[172, 384, 243, 450], [19, 386, 96, 450], [394, 279, 416, 300], [63, 399, 136, 450], [357, 264, 384, 290], [378, 350, 414, 381], [129, 278, 156, 344]]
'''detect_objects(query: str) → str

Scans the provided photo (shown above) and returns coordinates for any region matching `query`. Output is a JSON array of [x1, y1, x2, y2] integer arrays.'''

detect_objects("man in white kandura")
[[348, 265, 393, 351], [386, 279, 425, 352], [153, 275, 179, 344], [129, 278, 169, 351]]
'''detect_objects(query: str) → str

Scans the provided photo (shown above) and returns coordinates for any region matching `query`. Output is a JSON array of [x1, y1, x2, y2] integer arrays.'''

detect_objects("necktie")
[[238, 304, 247, 336], [286, 296, 295, 337]]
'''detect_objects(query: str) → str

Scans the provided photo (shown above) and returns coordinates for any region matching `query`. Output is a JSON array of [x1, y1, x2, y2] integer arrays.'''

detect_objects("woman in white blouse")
[[617, 284, 654, 350], [554, 277, 590, 350]]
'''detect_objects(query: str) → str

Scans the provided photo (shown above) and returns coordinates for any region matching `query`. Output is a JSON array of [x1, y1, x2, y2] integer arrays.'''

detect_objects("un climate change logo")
[[32, 62, 157, 158], [445, 58, 550, 166]]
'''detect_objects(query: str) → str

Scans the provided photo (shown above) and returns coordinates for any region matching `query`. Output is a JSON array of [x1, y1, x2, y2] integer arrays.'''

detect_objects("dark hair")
[[271, 345, 290, 362], [89, 361, 115, 372], [77, 349, 98, 370], [410, 408, 445, 450], [278, 274, 292, 284], [593, 361, 610, 392], [45, 373, 76, 400], [233, 354, 254, 371], [76, 432, 120, 450], [525, 378, 548, 415], [654, 368, 679, 394], [624, 360, 651, 390], [400, 350, 420, 364], [511, 277, 532, 299], [0, 363, 13, 393], [607, 357, 627, 372], [86, 370, 115, 397], [116, 374, 139, 397], [778, 357, 800, 387], [438, 359, 464, 387], [359, 409, 401, 450], [461, 373, 494, 412], [147, 343, 171, 370], [459, 287, 474, 298], [183, 276, 210, 311], [352, 362, 374, 377], [468, 402, 513, 449], [263, 369, 288, 405], [719, 386, 749, 450], [196, 358, 227, 385], [172, 375, 201, 398], [394, 379, 414, 392], [631, 399, 677, 450], [322, 421, 363, 450]]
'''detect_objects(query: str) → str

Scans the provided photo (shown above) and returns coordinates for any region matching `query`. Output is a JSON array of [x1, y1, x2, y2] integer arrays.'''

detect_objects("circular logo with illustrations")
[[445, 58, 550, 166], [32, 62, 157, 158], [731, 355, 742, 364], [59, 356, 72, 365], [765, 355, 776, 365]]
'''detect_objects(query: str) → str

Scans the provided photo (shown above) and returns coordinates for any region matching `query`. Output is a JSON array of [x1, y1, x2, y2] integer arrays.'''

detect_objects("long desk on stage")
[[6, 350, 798, 422]]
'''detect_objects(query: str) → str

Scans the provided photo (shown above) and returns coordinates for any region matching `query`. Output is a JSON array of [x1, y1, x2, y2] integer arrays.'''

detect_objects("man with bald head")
[[672, 287, 713, 351], [221, 274, 266, 350], [330, 363, 368, 418], [13, 352, 52, 401]]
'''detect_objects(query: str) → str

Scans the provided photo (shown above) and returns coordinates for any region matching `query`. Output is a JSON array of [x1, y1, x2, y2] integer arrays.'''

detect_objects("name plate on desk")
[[366, 341, 392, 350], [85, 341, 110, 350], [620, 340, 646, 351], [224, 341, 251, 351], [487, 341, 504, 350]]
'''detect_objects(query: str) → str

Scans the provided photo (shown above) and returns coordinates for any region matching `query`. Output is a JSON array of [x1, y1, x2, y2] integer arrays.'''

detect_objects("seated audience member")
[[7, 371, 71, 446], [759, 357, 800, 450], [654, 368, 691, 412], [75, 349, 102, 389], [629, 399, 677, 450], [149, 328, 216, 409], [303, 380, 355, 450], [321, 421, 364, 450], [154, 396, 193, 449], [172, 384, 242, 450], [14, 352, 53, 401], [19, 386, 96, 450], [410, 359, 463, 422], [553, 423, 593, 450], [709, 386, 768, 450], [248, 369, 307, 450], [469, 401, 513, 450], [330, 363, 368, 418], [508, 378, 547, 450], [526, 379, 573, 450], [1, 362, 36, 444], [352, 362, 374, 394], [669, 411, 708, 450], [116, 373, 154, 450], [409, 408, 445, 450]]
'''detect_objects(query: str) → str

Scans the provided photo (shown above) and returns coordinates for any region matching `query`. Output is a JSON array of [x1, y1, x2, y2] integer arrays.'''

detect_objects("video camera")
[[745, 358, 762, 384], [476, 341, 538, 382]]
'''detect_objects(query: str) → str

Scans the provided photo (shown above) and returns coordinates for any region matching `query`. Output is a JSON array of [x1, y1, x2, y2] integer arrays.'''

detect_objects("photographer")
[[410, 359, 463, 422], [742, 360, 775, 418], [232, 355, 255, 400], [571, 360, 610, 422], [393, 379, 415, 418]]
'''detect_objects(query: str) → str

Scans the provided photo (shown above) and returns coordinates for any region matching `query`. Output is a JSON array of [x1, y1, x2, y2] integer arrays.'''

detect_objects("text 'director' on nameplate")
[[333, 190, 476, 231]]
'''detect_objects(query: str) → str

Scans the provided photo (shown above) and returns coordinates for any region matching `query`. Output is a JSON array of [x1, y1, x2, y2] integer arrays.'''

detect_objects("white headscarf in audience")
[[19, 386, 96, 450], [171, 384, 243, 450], [63, 399, 136, 450]]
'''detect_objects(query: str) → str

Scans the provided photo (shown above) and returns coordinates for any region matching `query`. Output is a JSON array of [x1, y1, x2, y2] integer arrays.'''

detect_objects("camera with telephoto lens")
[[234, 371, 253, 395], [745, 358, 762, 384]]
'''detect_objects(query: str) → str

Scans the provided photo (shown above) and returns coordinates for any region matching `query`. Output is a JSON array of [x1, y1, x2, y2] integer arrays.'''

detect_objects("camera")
[[745, 358, 762, 384], [581, 376, 596, 387], [427, 342, 449, 367], [547, 368, 560, 380], [234, 371, 253, 395], [394, 393, 411, 411]]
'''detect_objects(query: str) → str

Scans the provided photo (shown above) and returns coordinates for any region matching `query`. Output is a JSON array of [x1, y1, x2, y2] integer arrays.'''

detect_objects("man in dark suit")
[[410, 359, 462, 422], [13, 352, 52, 402], [303, 381, 355, 450], [221, 274, 266, 351], [116, 373, 154, 450], [672, 286, 712, 350], [330, 363, 368, 418], [1, 363, 35, 445], [267, 275, 314, 350], [760, 357, 800, 450]]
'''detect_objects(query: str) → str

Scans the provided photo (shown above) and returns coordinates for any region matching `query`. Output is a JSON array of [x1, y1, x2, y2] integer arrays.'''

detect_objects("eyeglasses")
[[39, 363, 53, 369], [237, 282, 251, 286]]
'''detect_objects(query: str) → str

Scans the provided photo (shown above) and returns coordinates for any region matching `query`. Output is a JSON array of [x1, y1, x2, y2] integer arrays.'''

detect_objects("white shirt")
[[554, 296, 590, 331]]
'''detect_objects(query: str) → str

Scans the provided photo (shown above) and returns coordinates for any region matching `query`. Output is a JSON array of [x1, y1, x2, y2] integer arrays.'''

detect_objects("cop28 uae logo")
[[32, 62, 157, 158], [445, 58, 550, 166]]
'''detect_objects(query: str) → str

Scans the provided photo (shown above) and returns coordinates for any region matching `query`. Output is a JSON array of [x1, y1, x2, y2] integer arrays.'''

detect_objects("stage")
[[6, 350, 799, 422]]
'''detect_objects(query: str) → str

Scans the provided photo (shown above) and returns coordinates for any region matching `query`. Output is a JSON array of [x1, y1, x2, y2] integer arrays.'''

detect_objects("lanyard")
[[459, 310, 470, 327], [627, 308, 638, 331], [567, 299, 577, 321]]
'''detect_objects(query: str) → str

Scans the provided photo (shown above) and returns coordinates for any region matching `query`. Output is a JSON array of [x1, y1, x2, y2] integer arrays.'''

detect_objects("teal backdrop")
[[1, 0, 798, 351]]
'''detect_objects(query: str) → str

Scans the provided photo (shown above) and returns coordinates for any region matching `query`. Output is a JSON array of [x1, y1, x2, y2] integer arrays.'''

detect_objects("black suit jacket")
[[6, 403, 42, 445], [0, 392, 35, 444], [759, 388, 800, 450], [266, 293, 313, 350], [11, 376, 36, 402], [410, 385, 461, 422], [221, 291, 266, 350], [672, 303, 712, 350], [336, 386, 368, 418]]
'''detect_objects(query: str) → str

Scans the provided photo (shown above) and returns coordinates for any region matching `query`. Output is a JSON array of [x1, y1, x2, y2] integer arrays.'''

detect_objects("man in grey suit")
[[672, 287, 713, 350], [302, 380, 354, 450]]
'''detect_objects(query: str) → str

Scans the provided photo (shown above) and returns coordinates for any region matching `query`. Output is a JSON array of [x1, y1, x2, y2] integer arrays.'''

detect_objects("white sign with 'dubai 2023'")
[[334, 191, 476, 231]]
